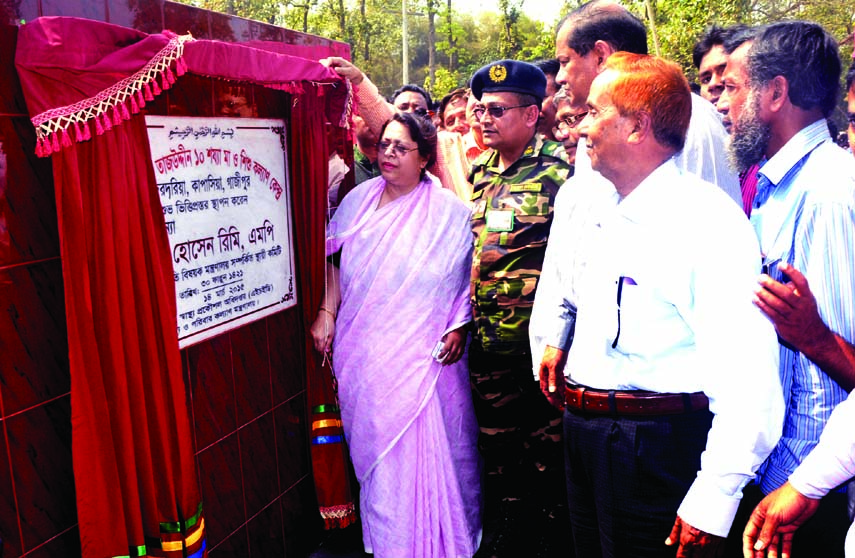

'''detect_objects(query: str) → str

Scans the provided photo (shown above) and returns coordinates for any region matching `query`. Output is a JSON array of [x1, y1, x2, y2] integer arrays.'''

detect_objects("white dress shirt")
[[529, 94, 741, 368], [565, 161, 784, 537], [788, 391, 855, 556]]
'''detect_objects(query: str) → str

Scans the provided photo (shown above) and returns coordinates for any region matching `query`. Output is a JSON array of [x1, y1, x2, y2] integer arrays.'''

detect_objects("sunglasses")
[[472, 104, 532, 120]]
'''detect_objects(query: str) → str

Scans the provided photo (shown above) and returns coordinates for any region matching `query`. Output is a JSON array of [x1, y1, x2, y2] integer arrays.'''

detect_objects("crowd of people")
[[309, 1, 855, 557]]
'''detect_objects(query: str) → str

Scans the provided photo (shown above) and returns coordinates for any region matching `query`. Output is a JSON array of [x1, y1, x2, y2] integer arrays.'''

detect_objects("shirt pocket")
[[613, 282, 688, 357], [502, 182, 552, 217], [495, 185, 553, 247]]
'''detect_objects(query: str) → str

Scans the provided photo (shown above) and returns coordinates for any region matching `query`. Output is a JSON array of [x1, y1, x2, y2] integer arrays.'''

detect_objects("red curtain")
[[291, 86, 357, 529], [53, 114, 205, 557], [15, 16, 357, 545]]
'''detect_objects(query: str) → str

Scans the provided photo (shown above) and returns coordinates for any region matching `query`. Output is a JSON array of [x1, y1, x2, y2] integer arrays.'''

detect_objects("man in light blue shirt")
[[719, 20, 855, 556]]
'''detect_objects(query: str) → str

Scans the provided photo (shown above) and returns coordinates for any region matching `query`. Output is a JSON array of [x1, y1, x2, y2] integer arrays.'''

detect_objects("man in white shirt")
[[743, 264, 855, 558], [530, 0, 740, 374], [743, 393, 855, 557], [552, 51, 783, 558]]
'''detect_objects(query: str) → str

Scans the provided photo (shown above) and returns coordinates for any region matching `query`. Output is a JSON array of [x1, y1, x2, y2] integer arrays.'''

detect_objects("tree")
[[173, 0, 855, 113], [498, 0, 523, 58]]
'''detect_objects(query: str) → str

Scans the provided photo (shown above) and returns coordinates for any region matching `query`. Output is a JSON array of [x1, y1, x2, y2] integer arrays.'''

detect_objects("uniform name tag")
[[486, 209, 514, 232], [509, 182, 542, 193]]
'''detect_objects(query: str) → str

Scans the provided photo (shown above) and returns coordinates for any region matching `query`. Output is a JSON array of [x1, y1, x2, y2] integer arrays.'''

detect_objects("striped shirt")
[[752, 118, 855, 494]]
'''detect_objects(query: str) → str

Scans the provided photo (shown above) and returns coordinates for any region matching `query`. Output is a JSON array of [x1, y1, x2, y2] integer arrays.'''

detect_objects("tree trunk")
[[644, 0, 661, 56], [428, 0, 436, 90], [360, 0, 370, 62], [446, 0, 455, 70]]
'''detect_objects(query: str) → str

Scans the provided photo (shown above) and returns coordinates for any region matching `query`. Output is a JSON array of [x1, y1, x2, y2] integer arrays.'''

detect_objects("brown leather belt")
[[564, 384, 709, 416]]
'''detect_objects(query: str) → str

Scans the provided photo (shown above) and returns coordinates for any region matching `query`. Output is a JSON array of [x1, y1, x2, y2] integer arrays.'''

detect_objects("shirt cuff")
[[677, 477, 742, 538], [789, 455, 842, 499], [542, 309, 576, 351]]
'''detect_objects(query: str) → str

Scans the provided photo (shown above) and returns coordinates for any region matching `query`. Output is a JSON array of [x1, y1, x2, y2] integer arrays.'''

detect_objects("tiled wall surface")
[[0, 1, 339, 556]]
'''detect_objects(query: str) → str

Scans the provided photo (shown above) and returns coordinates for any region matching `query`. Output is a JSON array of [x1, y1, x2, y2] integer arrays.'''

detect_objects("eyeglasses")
[[848, 113, 855, 128], [377, 139, 419, 157], [472, 104, 532, 120], [396, 104, 432, 119], [556, 112, 588, 132]]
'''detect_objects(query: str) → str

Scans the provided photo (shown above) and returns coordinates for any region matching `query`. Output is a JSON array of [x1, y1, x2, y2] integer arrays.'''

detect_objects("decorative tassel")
[[95, 115, 105, 135], [60, 128, 72, 148], [51, 133, 60, 153], [42, 137, 54, 156], [74, 121, 84, 141], [152, 79, 162, 96], [166, 67, 176, 85], [111, 106, 121, 125], [81, 120, 91, 141], [137, 89, 146, 108], [35, 137, 45, 157], [160, 72, 169, 91], [102, 113, 113, 131], [176, 57, 187, 76], [121, 102, 131, 120], [144, 82, 154, 101], [130, 95, 140, 114]]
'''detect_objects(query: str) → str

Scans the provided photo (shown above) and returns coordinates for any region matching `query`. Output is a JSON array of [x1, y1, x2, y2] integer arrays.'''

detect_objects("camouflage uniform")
[[353, 147, 380, 186], [468, 135, 571, 509]]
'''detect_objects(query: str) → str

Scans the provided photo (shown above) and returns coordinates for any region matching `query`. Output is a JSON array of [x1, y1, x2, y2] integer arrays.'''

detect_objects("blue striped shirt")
[[752, 119, 855, 493]]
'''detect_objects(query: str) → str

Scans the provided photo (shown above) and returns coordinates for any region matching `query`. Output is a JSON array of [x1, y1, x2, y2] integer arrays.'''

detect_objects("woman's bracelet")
[[319, 306, 336, 319]]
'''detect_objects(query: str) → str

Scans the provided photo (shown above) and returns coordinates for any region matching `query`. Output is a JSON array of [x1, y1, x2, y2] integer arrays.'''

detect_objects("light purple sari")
[[328, 175, 482, 557]]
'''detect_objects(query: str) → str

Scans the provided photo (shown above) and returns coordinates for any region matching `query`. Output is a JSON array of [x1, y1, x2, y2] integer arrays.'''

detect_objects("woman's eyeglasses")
[[377, 140, 419, 157]]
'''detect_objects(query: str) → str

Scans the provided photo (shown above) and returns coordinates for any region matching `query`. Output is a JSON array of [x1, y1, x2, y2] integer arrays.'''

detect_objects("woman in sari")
[[310, 112, 482, 557]]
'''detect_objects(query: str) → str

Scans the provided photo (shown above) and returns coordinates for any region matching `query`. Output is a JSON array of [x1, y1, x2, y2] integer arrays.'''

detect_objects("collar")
[[758, 119, 830, 187]]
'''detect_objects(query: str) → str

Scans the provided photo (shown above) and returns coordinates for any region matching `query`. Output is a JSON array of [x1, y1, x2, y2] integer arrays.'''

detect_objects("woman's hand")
[[310, 309, 336, 355], [437, 326, 467, 365]]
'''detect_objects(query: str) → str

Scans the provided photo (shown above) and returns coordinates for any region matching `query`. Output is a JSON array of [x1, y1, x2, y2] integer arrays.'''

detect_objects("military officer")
[[466, 59, 572, 556]]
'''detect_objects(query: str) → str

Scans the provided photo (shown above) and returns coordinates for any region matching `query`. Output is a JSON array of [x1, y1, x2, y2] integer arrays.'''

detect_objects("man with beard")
[[695, 24, 761, 216], [466, 59, 571, 556], [718, 21, 855, 557]]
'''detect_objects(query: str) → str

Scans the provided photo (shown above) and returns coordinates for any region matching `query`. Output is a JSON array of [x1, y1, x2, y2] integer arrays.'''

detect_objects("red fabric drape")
[[54, 114, 204, 556], [15, 17, 349, 157], [291, 86, 357, 529], [15, 15, 357, 542]]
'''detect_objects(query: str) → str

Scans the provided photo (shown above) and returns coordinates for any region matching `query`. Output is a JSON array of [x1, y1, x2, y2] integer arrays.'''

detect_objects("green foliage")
[[173, 0, 855, 104], [428, 67, 462, 99]]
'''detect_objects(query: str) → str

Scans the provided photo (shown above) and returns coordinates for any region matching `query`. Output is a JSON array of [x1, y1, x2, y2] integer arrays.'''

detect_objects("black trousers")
[[563, 407, 713, 558]]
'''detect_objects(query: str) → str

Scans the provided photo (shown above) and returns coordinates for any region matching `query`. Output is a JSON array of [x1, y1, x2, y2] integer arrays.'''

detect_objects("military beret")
[[470, 60, 547, 102]]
